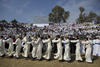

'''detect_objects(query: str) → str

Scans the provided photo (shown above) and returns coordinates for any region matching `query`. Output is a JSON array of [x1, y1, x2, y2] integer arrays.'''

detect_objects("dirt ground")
[[0, 56, 100, 67]]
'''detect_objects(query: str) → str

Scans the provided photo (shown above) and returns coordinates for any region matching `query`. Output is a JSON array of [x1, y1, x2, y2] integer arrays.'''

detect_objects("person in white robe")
[[71, 36, 83, 61], [13, 35, 22, 58], [93, 36, 100, 56], [42, 35, 52, 60], [5, 36, 14, 57], [52, 35, 63, 61], [34, 35, 43, 60], [62, 35, 71, 61], [0, 36, 5, 57], [22, 34, 30, 58], [82, 37, 93, 63], [31, 37, 37, 59]]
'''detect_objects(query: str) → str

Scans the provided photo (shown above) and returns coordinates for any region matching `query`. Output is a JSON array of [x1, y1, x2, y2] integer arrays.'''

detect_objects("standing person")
[[22, 34, 30, 58], [93, 36, 100, 56], [62, 35, 71, 62], [85, 37, 93, 63], [5, 36, 14, 57], [42, 35, 52, 61], [13, 35, 22, 58], [31, 36, 37, 60], [71, 36, 83, 62], [0, 36, 5, 57], [52, 35, 63, 61], [34, 35, 43, 60]]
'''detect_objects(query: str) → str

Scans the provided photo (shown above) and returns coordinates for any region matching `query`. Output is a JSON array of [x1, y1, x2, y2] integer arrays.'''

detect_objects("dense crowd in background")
[[0, 22, 100, 63]]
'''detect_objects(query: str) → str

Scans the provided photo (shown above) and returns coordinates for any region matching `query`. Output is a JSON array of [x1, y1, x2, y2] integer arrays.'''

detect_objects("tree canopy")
[[48, 5, 70, 23]]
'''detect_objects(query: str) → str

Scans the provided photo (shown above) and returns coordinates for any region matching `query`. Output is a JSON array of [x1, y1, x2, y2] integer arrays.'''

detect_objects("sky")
[[0, 0, 100, 23]]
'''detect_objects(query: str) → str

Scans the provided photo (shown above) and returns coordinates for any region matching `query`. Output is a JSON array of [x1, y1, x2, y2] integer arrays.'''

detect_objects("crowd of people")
[[0, 22, 100, 63]]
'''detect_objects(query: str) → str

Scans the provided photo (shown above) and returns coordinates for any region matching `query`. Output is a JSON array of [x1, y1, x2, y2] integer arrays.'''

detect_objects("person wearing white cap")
[[71, 36, 83, 62], [5, 36, 14, 57], [13, 35, 22, 58], [62, 35, 71, 62], [52, 35, 63, 61], [42, 35, 52, 61]]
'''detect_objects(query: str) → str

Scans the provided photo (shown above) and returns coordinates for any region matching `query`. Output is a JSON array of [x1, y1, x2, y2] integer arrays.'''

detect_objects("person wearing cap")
[[62, 35, 71, 62], [42, 35, 52, 61], [13, 35, 22, 58]]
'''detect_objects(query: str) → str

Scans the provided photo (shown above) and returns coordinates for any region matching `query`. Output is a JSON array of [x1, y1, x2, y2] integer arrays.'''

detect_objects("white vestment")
[[6, 38, 14, 56], [22, 36, 30, 57], [34, 38, 43, 59], [14, 38, 21, 58], [71, 40, 83, 61], [93, 39, 100, 56], [85, 40, 93, 62], [62, 39, 71, 61], [42, 38, 52, 60], [52, 38, 63, 60]]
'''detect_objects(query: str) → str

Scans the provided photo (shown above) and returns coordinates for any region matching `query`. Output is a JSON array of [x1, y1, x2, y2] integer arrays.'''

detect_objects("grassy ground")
[[0, 56, 100, 67]]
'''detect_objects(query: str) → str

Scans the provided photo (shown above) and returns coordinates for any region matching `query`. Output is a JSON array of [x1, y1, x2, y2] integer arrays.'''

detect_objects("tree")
[[96, 16, 100, 24], [87, 11, 97, 22], [48, 5, 70, 23], [77, 7, 85, 23], [0, 19, 8, 23], [79, 7, 84, 14], [11, 19, 18, 27]]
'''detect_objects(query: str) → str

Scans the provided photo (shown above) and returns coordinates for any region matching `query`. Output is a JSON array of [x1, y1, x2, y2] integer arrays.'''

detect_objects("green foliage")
[[96, 16, 100, 24], [0, 19, 8, 23], [77, 7, 85, 23], [11, 19, 18, 27], [48, 5, 70, 23]]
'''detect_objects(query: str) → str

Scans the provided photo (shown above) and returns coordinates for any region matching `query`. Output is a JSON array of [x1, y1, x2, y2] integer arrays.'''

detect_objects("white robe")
[[6, 38, 14, 56], [34, 38, 43, 59], [93, 39, 100, 56], [85, 40, 93, 62], [71, 40, 83, 61], [0, 39, 5, 56], [31, 40, 37, 58], [14, 38, 21, 58], [22, 36, 30, 57], [42, 38, 52, 60], [52, 38, 63, 60], [62, 39, 71, 61]]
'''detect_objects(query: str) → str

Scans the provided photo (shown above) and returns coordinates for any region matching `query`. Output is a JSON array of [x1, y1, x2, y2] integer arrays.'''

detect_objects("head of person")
[[24, 33, 27, 37], [16, 35, 20, 39], [65, 35, 69, 39], [48, 35, 51, 39], [9, 36, 12, 38], [37, 34, 41, 38], [96, 36, 100, 39], [75, 36, 79, 39], [0, 36, 3, 39]]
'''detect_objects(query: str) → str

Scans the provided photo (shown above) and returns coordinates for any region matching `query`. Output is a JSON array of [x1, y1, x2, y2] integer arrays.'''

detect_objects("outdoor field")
[[0, 56, 100, 67]]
